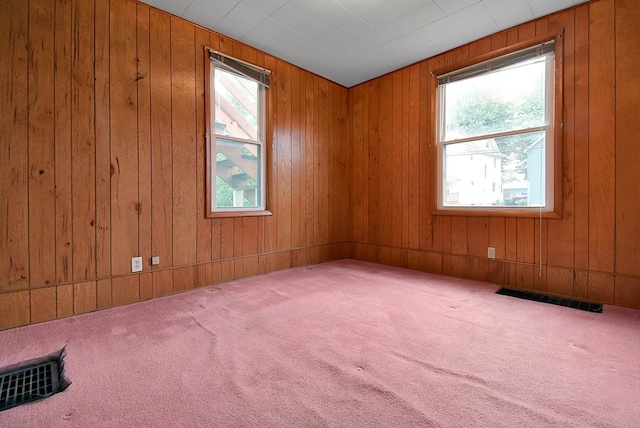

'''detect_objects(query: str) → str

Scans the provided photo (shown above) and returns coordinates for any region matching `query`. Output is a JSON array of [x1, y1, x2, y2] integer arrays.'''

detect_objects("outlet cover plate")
[[487, 247, 496, 259], [132, 257, 143, 273]]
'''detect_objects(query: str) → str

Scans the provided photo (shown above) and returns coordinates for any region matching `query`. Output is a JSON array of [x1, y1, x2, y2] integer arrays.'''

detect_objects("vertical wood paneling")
[[0, 291, 30, 330], [588, 0, 616, 273], [547, 9, 576, 269], [315, 77, 330, 245], [350, 85, 364, 243], [615, 0, 640, 276], [95, 0, 111, 278], [407, 65, 420, 249], [573, 5, 590, 271], [390, 71, 402, 248], [196, 29, 212, 263], [276, 59, 292, 250], [28, 0, 56, 288], [110, 0, 137, 275], [137, 5, 152, 270], [150, 9, 172, 268], [31, 287, 57, 324], [55, 0, 73, 284], [378, 74, 393, 247], [171, 17, 197, 266], [71, 0, 96, 280], [303, 71, 315, 248], [290, 66, 302, 249]]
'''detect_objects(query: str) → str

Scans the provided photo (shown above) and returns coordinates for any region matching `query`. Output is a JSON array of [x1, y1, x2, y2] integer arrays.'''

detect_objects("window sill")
[[207, 210, 272, 219], [431, 207, 561, 219]]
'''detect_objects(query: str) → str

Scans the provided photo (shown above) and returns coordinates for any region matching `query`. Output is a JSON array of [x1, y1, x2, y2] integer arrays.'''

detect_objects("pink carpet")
[[1, 259, 639, 427]]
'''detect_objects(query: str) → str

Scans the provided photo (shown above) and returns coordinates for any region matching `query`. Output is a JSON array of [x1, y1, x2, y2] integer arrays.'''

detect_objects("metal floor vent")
[[0, 347, 70, 412], [496, 288, 603, 313]]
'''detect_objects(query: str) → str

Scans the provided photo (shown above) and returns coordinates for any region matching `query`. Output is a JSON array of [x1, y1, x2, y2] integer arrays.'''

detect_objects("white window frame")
[[431, 33, 564, 218], [204, 48, 271, 218]]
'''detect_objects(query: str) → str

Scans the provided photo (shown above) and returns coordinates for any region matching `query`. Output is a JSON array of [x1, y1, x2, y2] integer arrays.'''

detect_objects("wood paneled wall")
[[349, 0, 640, 309], [0, 0, 349, 329]]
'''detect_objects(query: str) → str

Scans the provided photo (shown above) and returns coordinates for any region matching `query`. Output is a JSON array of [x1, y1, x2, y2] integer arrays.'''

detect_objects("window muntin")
[[436, 42, 556, 212], [210, 62, 266, 213]]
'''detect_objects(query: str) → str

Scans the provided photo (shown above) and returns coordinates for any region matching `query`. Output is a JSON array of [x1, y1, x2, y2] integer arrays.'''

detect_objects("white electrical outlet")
[[132, 256, 143, 272], [151, 256, 160, 266], [487, 247, 496, 259]]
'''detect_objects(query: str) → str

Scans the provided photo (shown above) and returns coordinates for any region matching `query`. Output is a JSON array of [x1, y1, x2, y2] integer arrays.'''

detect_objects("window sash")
[[206, 48, 269, 216], [435, 44, 556, 212]]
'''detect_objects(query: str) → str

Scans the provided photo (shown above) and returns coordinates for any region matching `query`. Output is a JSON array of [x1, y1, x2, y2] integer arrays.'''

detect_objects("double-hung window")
[[434, 36, 562, 216], [205, 49, 270, 217]]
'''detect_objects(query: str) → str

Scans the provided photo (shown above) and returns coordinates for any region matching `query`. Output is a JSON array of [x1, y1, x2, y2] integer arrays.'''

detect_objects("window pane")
[[442, 58, 547, 141], [215, 139, 261, 209], [214, 68, 259, 141], [443, 131, 546, 207]]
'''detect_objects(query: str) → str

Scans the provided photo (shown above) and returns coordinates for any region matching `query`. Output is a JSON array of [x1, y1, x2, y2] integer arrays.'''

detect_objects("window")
[[433, 35, 562, 216], [205, 49, 271, 217]]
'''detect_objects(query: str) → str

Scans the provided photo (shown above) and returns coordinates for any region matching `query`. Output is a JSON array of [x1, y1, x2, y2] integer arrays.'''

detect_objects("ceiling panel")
[[139, 0, 590, 87]]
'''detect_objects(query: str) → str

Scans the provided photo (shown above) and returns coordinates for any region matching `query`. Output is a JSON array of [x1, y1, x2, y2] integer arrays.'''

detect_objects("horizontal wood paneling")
[[0, 0, 349, 330], [348, 0, 640, 309]]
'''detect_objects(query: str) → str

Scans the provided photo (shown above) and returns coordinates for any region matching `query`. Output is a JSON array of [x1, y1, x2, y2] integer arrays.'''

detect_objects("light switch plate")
[[151, 256, 160, 266]]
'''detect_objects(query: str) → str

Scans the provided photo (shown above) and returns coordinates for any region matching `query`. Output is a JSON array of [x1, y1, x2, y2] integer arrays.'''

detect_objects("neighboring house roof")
[[446, 138, 506, 158]]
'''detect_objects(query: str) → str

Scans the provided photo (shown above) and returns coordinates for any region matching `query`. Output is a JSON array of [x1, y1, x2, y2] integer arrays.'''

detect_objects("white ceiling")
[[139, 0, 588, 87]]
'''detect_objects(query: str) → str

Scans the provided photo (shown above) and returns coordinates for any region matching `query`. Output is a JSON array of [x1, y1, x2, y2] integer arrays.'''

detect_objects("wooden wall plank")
[[174, 265, 196, 292], [547, 9, 576, 269], [378, 74, 393, 247], [0, 291, 30, 330], [588, 0, 616, 273], [112, 276, 139, 306], [0, 0, 29, 292], [615, 0, 640, 276], [350, 84, 364, 244], [95, 0, 112, 279], [468, 217, 489, 258], [290, 67, 302, 248], [72, 0, 96, 281], [171, 17, 197, 266], [303, 71, 315, 248], [73, 281, 97, 315], [28, 0, 56, 288], [196, 29, 212, 263], [366, 80, 379, 246], [137, 4, 152, 271], [150, 9, 173, 268], [152, 270, 173, 297], [55, 0, 73, 284], [276, 59, 292, 250], [110, 0, 139, 276], [407, 65, 420, 249], [56, 283, 73, 318], [31, 287, 57, 324], [315, 77, 331, 245], [391, 71, 403, 248], [573, 5, 590, 271], [97, 278, 112, 309]]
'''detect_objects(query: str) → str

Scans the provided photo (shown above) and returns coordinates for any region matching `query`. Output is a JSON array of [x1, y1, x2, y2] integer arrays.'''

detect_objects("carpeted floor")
[[1, 259, 639, 427]]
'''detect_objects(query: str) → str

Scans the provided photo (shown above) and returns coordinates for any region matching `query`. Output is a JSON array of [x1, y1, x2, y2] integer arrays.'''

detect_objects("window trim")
[[204, 47, 272, 218], [429, 30, 564, 218]]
